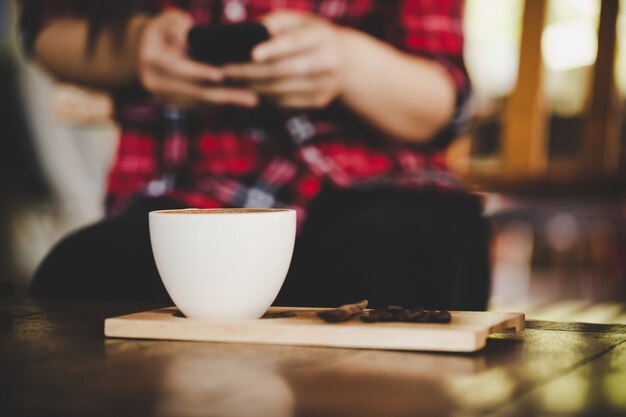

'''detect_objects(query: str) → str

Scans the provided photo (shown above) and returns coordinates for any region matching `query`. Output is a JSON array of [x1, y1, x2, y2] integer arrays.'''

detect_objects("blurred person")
[[20, 0, 490, 309]]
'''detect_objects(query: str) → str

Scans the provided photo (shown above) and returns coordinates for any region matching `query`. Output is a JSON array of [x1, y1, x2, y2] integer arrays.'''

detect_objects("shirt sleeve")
[[379, 0, 472, 148], [18, 0, 161, 57], [18, 0, 82, 56]]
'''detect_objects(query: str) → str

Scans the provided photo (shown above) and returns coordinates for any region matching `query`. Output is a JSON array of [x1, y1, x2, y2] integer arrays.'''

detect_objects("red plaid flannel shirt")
[[21, 0, 471, 227]]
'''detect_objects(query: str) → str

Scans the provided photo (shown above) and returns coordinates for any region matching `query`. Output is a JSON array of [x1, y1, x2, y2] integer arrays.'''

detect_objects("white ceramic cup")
[[149, 208, 297, 319]]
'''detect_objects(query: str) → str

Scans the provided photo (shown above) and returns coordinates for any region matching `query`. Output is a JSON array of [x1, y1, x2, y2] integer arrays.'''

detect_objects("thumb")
[[161, 9, 194, 46], [261, 10, 309, 36]]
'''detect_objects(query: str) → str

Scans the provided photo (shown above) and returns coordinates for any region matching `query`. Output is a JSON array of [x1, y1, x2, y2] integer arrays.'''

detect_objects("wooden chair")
[[456, 0, 624, 190], [455, 0, 626, 304]]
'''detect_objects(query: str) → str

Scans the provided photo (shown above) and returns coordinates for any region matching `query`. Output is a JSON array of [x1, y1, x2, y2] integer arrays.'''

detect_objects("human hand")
[[221, 11, 345, 109], [137, 10, 258, 107]]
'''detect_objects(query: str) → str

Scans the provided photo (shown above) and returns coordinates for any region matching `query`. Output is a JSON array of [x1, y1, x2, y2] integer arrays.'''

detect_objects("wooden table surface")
[[1, 298, 625, 417]]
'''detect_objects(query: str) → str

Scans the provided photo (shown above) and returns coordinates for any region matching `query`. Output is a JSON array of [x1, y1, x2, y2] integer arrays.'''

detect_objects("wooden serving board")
[[105, 307, 524, 352]]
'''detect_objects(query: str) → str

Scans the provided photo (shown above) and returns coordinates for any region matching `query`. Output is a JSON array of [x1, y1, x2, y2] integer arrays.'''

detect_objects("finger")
[[224, 54, 332, 81], [221, 62, 278, 80], [153, 53, 224, 83], [261, 10, 311, 36], [194, 86, 259, 107], [270, 93, 326, 109], [161, 10, 194, 46], [253, 24, 324, 62], [148, 74, 258, 107], [249, 74, 331, 95]]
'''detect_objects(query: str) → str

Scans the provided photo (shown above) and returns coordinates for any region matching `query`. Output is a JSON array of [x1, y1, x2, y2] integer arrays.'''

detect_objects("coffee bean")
[[414, 310, 432, 323], [432, 310, 452, 323], [322, 302, 451, 325], [393, 308, 411, 321], [317, 311, 352, 322], [360, 314, 379, 323], [317, 300, 368, 323], [407, 308, 424, 321], [378, 309, 396, 322], [360, 310, 380, 323]]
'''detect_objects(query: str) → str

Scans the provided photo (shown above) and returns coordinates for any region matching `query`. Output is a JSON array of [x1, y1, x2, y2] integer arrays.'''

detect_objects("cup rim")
[[150, 208, 295, 215]]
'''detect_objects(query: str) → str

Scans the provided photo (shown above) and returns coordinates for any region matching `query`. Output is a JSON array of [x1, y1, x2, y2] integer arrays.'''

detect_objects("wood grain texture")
[[3, 299, 626, 417], [104, 307, 525, 352], [491, 340, 626, 417]]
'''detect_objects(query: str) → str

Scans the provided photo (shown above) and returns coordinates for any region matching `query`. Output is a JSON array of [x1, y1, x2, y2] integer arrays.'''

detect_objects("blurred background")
[[1, 0, 625, 322]]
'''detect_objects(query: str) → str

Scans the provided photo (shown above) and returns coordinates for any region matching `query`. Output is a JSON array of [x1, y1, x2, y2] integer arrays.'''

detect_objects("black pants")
[[31, 188, 491, 310]]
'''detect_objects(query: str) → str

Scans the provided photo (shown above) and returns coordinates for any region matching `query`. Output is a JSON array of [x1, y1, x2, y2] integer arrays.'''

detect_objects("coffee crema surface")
[[155, 208, 291, 214]]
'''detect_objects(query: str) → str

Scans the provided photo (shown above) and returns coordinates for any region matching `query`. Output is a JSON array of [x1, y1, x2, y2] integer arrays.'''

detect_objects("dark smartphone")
[[187, 23, 270, 65]]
